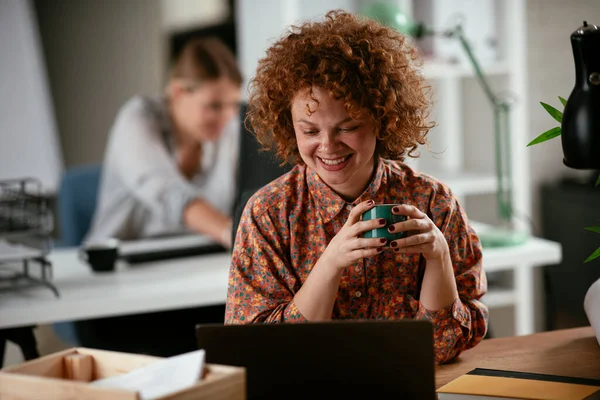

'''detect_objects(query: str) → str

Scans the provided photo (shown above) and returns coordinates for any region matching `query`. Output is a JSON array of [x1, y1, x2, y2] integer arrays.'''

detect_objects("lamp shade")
[[561, 21, 600, 169], [360, 2, 426, 38]]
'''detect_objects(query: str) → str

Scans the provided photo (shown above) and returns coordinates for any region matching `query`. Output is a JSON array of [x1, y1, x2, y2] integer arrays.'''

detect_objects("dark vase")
[[562, 21, 600, 170]]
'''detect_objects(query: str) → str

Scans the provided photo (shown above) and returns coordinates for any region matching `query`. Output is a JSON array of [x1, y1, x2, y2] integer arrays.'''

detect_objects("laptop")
[[196, 319, 436, 399], [119, 234, 226, 264]]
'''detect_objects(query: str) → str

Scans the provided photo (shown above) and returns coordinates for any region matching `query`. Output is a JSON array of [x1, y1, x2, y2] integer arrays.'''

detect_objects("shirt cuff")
[[416, 298, 471, 331], [283, 300, 308, 323], [170, 185, 201, 226]]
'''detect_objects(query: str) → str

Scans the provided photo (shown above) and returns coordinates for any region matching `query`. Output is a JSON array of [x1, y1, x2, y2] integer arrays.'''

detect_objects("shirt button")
[[346, 204, 353, 211], [355, 291, 362, 298]]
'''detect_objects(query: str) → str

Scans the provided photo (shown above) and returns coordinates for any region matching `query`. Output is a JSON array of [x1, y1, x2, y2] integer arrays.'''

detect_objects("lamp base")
[[478, 227, 529, 248]]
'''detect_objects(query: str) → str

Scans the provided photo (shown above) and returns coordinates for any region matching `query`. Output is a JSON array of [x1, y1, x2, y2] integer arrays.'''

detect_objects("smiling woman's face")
[[291, 86, 377, 201]]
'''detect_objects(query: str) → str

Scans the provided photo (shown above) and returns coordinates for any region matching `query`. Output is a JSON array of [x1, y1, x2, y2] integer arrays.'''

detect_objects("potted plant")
[[529, 97, 600, 343], [528, 97, 600, 263]]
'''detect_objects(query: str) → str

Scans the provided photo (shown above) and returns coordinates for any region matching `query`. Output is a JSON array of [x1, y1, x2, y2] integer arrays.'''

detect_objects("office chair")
[[53, 164, 102, 345], [56, 164, 102, 247], [231, 104, 292, 246]]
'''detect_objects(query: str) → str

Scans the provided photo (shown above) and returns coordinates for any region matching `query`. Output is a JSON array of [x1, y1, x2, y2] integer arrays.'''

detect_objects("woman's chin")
[[195, 130, 222, 142]]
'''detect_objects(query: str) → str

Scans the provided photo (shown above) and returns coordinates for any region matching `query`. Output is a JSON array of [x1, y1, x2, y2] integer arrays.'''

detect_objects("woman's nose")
[[318, 131, 338, 151]]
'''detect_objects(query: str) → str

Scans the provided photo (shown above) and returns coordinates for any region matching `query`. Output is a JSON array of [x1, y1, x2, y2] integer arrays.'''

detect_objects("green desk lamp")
[[362, 2, 528, 248]]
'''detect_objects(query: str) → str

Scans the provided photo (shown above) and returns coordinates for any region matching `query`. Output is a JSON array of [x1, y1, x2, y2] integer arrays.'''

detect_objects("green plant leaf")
[[541, 102, 563, 123], [584, 246, 600, 263], [527, 126, 561, 147], [585, 226, 600, 233], [596, 173, 600, 186], [559, 96, 567, 107]]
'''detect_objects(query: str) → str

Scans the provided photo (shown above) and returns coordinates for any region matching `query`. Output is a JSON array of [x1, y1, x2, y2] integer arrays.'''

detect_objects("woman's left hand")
[[388, 204, 449, 261]]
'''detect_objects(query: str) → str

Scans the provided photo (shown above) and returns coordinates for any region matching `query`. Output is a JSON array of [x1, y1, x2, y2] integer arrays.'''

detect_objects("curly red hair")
[[246, 9, 433, 164]]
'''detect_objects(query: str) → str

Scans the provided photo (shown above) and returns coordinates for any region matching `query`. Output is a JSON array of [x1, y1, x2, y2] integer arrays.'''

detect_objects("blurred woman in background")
[[87, 37, 242, 248], [66, 37, 242, 356]]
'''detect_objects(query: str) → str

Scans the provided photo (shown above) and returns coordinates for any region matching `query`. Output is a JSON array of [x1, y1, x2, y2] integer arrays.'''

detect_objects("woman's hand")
[[321, 200, 388, 271], [388, 204, 449, 261], [219, 220, 233, 249]]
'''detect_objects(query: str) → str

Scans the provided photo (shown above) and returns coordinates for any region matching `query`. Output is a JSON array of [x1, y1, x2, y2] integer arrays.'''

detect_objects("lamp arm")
[[446, 25, 514, 222], [447, 26, 499, 106]]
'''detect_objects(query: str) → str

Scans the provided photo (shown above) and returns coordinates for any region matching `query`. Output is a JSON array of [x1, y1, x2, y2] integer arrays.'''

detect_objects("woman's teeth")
[[320, 156, 348, 165]]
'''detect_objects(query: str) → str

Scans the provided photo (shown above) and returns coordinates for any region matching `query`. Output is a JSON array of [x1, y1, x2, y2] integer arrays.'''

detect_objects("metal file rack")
[[0, 178, 58, 297]]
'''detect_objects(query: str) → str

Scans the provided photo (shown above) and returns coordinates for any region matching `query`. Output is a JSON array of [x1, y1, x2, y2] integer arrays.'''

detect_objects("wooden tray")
[[0, 347, 246, 400]]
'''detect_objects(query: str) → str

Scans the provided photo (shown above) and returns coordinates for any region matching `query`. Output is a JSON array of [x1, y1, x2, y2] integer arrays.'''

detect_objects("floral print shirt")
[[225, 158, 488, 363]]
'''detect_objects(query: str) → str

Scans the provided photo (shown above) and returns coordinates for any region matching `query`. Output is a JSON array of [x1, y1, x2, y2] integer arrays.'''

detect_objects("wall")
[[235, 0, 360, 101], [34, 0, 164, 168], [0, 0, 63, 192]]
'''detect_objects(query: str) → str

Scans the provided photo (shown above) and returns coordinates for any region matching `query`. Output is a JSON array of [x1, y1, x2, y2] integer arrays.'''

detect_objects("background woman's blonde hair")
[[168, 37, 242, 89]]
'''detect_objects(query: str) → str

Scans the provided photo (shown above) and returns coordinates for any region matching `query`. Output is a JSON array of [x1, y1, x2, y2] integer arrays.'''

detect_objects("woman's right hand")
[[321, 199, 388, 271]]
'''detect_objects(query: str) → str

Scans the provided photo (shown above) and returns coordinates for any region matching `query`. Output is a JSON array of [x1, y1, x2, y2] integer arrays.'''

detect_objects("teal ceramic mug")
[[361, 204, 407, 245]]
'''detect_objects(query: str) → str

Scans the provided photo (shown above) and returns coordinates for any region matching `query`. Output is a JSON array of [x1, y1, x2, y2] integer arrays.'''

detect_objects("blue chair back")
[[57, 164, 102, 247], [54, 164, 101, 345]]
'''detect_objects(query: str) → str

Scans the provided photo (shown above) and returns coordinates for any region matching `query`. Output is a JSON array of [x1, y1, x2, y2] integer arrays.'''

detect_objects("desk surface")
[[0, 232, 560, 330], [0, 248, 231, 329], [436, 327, 600, 389]]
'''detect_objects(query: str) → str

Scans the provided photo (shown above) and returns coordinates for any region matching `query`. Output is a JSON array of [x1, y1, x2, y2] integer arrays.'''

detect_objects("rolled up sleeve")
[[225, 196, 306, 324], [424, 191, 489, 364]]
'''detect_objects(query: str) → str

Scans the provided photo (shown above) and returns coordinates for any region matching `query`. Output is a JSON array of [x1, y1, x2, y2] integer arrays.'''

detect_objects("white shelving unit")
[[235, 0, 562, 336], [406, 0, 562, 336]]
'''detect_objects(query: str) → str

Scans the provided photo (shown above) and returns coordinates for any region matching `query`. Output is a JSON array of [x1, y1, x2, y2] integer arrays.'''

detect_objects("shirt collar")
[[307, 158, 386, 223]]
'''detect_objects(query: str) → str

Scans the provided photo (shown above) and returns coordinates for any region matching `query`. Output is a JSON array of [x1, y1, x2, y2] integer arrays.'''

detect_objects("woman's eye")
[[339, 126, 359, 132], [303, 130, 319, 135]]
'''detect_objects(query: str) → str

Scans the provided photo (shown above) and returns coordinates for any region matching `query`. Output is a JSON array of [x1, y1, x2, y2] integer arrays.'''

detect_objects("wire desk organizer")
[[0, 178, 58, 298]]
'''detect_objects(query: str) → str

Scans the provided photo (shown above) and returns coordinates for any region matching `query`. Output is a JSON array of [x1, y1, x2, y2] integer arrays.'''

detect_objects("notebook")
[[437, 368, 600, 400]]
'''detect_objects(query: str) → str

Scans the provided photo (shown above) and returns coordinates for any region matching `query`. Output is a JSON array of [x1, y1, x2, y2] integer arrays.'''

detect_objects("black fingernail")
[[377, 247, 383, 252], [378, 218, 386, 225], [392, 206, 400, 213], [390, 241, 398, 248], [388, 225, 395, 232], [379, 238, 387, 244], [367, 200, 374, 205]]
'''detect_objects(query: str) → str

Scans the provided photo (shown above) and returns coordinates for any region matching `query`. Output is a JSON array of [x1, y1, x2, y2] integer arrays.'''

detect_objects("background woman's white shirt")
[[85, 95, 239, 242]]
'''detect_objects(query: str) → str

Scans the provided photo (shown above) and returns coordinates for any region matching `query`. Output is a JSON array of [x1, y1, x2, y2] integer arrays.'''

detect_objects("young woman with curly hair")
[[225, 10, 488, 364]]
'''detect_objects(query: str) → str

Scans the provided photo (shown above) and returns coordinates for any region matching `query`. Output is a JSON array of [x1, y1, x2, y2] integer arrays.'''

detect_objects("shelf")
[[421, 169, 497, 196], [482, 288, 515, 308], [420, 59, 510, 80], [472, 221, 562, 272], [0, 241, 44, 262]]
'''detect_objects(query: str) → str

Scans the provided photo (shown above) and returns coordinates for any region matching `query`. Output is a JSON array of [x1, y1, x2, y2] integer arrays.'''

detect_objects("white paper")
[[91, 349, 205, 400], [584, 278, 600, 346]]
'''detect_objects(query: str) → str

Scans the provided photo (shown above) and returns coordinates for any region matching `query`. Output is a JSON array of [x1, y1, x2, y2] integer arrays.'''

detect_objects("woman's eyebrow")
[[296, 117, 354, 125]]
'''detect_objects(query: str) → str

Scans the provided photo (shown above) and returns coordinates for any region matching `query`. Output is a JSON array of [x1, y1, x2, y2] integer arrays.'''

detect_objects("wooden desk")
[[436, 327, 600, 389]]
